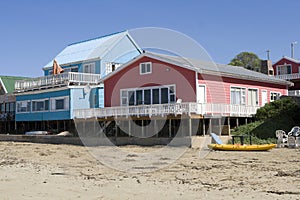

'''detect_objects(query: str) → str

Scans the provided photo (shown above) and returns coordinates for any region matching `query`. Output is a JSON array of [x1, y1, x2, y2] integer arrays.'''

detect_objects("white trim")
[[50, 96, 69, 111], [31, 98, 50, 113], [270, 91, 281, 102], [16, 100, 31, 113], [247, 88, 259, 106], [43, 57, 100, 70], [139, 62, 152, 75], [261, 90, 268, 106], [276, 64, 292, 75], [0, 78, 7, 94], [197, 84, 207, 103], [120, 84, 176, 106], [230, 86, 246, 105]]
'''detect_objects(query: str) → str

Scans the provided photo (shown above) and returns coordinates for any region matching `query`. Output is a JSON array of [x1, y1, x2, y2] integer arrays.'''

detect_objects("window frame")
[[120, 85, 176, 106], [270, 91, 281, 102], [16, 100, 31, 113], [247, 88, 259, 106], [139, 62, 152, 75], [50, 96, 69, 111], [31, 98, 50, 112], [83, 62, 96, 74], [230, 86, 246, 105], [276, 64, 292, 75]]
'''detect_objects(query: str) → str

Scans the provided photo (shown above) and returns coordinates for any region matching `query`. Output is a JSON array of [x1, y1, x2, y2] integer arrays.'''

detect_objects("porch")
[[275, 73, 300, 80], [14, 72, 102, 92], [73, 102, 260, 119]]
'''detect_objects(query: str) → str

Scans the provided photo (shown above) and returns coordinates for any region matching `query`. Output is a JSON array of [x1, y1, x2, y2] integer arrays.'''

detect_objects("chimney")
[[260, 60, 274, 76]]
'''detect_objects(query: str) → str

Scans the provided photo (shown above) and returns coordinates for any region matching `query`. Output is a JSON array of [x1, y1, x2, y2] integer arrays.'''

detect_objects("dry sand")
[[0, 141, 300, 200]]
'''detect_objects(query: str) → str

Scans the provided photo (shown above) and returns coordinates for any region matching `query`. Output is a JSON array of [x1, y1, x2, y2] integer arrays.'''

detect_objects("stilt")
[[154, 120, 158, 137], [203, 119, 206, 136], [128, 120, 131, 137], [188, 118, 192, 137], [115, 120, 118, 138], [236, 118, 239, 127], [227, 117, 231, 136], [209, 118, 212, 134], [218, 118, 222, 136], [169, 119, 172, 138], [141, 120, 144, 137]]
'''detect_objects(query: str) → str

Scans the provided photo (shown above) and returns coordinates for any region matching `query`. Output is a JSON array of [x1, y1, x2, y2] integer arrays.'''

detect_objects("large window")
[[50, 96, 69, 111], [270, 92, 280, 102], [277, 64, 291, 75], [140, 62, 152, 75], [83, 63, 96, 74], [32, 99, 49, 112], [17, 101, 31, 113], [230, 87, 246, 105], [121, 85, 176, 106]]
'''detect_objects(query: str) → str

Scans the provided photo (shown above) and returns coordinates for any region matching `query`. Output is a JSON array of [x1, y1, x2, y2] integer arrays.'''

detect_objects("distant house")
[[272, 56, 300, 96], [14, 31, 142, 133], [74, 52, 292, 137], [0, 76, 27, 133]]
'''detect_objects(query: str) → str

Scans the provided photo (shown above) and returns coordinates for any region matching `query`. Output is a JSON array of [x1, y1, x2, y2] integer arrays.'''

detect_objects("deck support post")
[[128, 120, 131, 137], [154, 120, 158, 137], [236, 118, 239, 127], [169, 119, 172, 138], [218, 118, 222, 136], [188, 118, 192, 137], [227, 117, 231, 136], [209, 118, 212, 134], [142, 120, 144, 138], [203, 119, 206, 136]]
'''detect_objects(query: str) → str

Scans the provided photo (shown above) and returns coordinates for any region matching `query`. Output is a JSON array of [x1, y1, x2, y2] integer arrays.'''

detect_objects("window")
[[277, 64, 291, 75], [270, 92, 280, 102], [120, 85, 176, 106], [64, 66, 78, 73], [230, 87, 246, 105], [140, 62, 152, 75], [248, 89, 258, 106], [50, 96, 69, 111], [106, 62, 122, 74], [32, 99, 49, 112], [17, 100, 31, 113], [83, 63, 96, 74]]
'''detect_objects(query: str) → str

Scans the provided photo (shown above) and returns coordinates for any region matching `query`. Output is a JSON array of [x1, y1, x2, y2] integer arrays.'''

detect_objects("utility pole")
[[266, 50, 270, 60], [291, 41, 297, 58]]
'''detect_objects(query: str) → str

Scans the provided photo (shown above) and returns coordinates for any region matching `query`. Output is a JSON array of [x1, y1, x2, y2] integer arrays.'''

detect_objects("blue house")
[[14, 31, 142, 133]]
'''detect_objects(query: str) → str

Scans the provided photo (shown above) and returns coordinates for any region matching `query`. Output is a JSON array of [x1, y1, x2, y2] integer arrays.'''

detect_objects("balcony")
[[15, 72, 102, 92], [73, 103, 260, 119], [288, 90, 300, 96], [275, 73, 300, 80]]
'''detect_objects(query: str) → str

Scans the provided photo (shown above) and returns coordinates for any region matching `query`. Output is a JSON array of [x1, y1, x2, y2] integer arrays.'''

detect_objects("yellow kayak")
[[207, 144, 276, 151]]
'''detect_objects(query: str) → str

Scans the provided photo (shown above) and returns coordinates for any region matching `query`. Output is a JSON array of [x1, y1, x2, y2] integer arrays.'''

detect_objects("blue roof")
[[43, 31, 131, 69]]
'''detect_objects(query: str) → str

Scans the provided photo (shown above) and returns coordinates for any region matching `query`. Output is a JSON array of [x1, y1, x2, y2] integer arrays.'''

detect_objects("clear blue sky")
[[1, 0, 299, 77]]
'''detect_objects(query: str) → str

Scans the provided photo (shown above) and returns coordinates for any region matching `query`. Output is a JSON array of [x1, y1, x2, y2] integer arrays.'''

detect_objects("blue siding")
[[16, 89, 70, 121]]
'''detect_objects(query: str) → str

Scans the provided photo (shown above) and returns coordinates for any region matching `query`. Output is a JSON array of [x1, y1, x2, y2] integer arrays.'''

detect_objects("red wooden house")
[[273, 56, 300, 96], [74, 52, 292, 139]]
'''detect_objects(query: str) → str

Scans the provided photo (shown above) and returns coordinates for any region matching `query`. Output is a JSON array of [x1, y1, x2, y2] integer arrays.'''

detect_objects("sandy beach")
[[0, 141, 299, 200]]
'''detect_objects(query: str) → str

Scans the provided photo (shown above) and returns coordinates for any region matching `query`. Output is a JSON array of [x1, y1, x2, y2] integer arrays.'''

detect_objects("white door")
[[197, 85, 206, 103], [262, 90, 267, 106]]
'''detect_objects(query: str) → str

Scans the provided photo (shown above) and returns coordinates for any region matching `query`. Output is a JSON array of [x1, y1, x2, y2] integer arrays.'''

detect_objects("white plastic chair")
[[275, 130, 287, 148]]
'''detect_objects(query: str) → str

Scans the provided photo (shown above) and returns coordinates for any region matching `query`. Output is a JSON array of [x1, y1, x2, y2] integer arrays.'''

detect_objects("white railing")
[[73, 103, 260, 119], [275, 73, 300, 80], [288, 90, 300, 96], [15, 72, 102, 92]]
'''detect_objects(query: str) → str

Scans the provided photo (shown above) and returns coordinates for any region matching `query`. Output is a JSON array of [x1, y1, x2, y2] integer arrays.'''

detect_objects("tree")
[[229, 52, 261, 72]]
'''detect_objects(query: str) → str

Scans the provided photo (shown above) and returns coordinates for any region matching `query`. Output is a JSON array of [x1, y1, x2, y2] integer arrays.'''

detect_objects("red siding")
[[273, 58, 300, 75], [198, 74, 287, 106], [104, 57, 196, 107], [104, 55, 288, 107]]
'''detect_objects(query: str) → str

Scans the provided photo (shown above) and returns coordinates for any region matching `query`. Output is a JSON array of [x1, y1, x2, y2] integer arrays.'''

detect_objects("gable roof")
[[103, 52, 293, 86], [43, 31, 142, 69], [273, 56, 300, 66], [0, 76, 28, 94]]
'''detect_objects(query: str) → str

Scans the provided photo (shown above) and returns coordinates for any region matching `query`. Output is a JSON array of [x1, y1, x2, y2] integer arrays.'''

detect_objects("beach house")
[[14, 31, 142, 133], [0, 76, 28, 133], [272, 56, 300, 96], [74, 52, 292, 139]]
